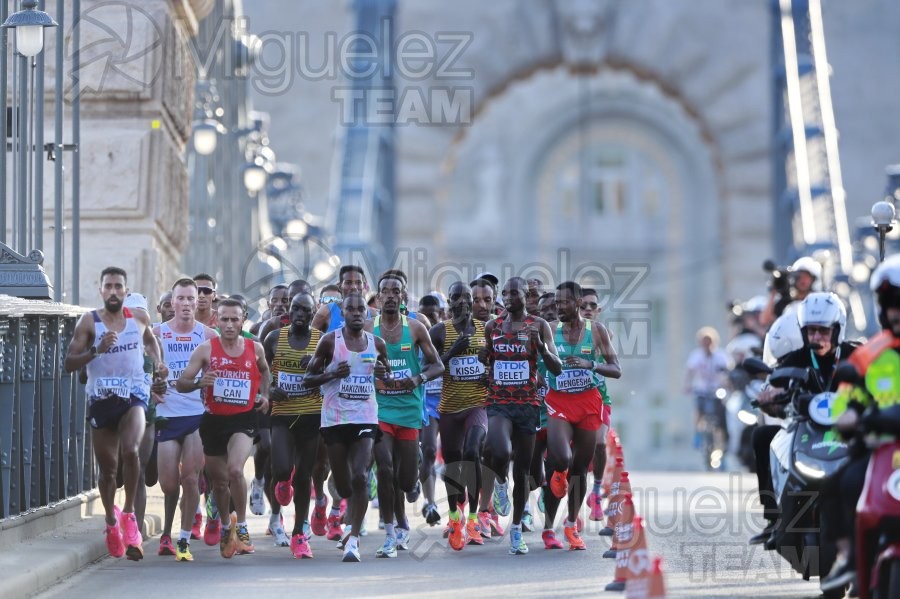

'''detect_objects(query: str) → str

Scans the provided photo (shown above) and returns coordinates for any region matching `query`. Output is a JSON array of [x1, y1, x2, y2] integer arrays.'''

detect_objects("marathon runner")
[[192, 273, 218, 328]]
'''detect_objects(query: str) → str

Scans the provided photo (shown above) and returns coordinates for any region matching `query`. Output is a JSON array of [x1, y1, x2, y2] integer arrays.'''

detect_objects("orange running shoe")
[[465, 518, 484, 546], [220, 514, 238, 559], [542, 529, 564, 549], [448, 518, 465, 551], [564, 524, 586, 550]]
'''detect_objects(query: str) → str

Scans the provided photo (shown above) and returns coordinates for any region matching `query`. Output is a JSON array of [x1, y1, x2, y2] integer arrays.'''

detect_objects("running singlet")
[[439, 319, 487, 414], [270, 327, 323, 416], [158, 321, 207, 417], [203, 337, 262, 416], [547, 319, 603, 393], [486, 315, 541, 406], [321, 329, 378, 427], [85, 308, 150, 403], [374, 315, 423, 429], [327, 302, 344, 333]]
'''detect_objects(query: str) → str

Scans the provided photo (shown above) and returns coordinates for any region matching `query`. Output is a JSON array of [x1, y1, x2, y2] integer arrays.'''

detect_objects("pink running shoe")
[[489, 508, 506, 537], [105, 508, 125, 558], [203, 517, 221, 546], [311, 502, 328, 537], [290, 533, 313, 559], [158, 534, 176, 556], [119, 510, 144, 561], [326, 514, 344, 541], [588, 492, 604, 521], [191, 512, 203, 540], [338, 498, 348, 519], [275, 480, 294, 507], [542, 530, 564, 550]]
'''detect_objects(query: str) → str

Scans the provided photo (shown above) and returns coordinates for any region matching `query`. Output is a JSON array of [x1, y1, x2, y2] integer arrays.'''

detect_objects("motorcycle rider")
[[760, 256, 822, 327], [819, 255, 900, 592], [750, 292, 858, 547]]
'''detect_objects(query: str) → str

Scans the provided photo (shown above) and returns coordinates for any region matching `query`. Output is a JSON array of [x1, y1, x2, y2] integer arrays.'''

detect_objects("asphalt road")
[[36, 471, 830, 599]]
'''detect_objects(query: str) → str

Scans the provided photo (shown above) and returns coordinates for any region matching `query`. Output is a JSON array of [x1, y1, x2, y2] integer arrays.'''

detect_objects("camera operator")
[[749, 293, 858, 548], [760, 257, 822, 328]]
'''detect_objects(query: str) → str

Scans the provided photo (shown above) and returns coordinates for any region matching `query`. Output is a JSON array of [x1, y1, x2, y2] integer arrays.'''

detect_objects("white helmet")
[[726, 332, 762, 363], [870, 254, 900, 329], [797, 292, 847, 345], [743, 295, 768, 314], [762, 312, 804, 365], [790, 256, 823, 288]]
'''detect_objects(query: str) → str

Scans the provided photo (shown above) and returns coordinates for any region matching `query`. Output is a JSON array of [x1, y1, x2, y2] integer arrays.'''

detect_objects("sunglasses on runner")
[[320, 295, 341, 304], [197, 286, 215, 295]]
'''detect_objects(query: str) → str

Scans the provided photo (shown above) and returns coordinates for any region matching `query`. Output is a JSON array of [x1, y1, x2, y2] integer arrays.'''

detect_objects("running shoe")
[[339, 498, 348, 519], [522, 511, 534, 532], [236, 522, 255, 554], [492, 482, 511, 517], [588, 491, 604, 521], [290, 533, 313, 559], [204, 517, 221, 546], [489, 508, 506, 537], [311, 502, 328, 536], [375, 535, 398, 558], [367, 467, 377, 501], [395, 528, 410, 551], [326, 514, 344, 541], [175, 538, 193, 562], [249, 477, 266, 515], [302, 520, 312, 539], [466, 519, 484, 546], [509, 528, 529, 555], [422, 502, 441, 526], [120, 510, 144, 561], [191, 512, 202, 540], [266, 513, 284, 536], [448, 518, 465, 551], [442, 519, 451, 539], [342, 544, 361, 563], [158, 534, 176, 556], [542, 530, 563, 549], [564, 524, 586, 550], [105, 510, 125, 558], [549, 470, 568, 499], [275, 480, 294, 507], [405, 480, 422, 503], [476, 511, 492, 540], [359, 517, 368, 537], [220, 515, 237, 559], [271, 524, 290, 547]]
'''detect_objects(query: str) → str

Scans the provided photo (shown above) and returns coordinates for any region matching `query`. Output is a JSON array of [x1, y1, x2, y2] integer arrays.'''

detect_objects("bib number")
[[555, 368, 593, 393], [213, 376, 251, 404], [449, 355, 484, 381], [425, 376, 443, 394], [493, 360, 529, 385], [339, 374, 375, 401], [278, 372, 309, 396], [94, 376, 130, 399]]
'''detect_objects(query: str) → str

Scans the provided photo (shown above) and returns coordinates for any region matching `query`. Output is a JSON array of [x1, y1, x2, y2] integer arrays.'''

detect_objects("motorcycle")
[[726, 375, 764, 472], [852, 404, 900, 599], [744, 357, 849, 598]]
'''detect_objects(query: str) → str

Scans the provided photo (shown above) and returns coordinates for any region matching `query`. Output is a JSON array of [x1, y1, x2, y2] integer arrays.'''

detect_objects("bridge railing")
[[0, 295, 92, 520]]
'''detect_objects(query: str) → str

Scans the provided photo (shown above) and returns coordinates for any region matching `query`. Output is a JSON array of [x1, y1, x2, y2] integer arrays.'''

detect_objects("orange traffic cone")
[[601, 461, 626, 535], [604, 502, 639, 591], [623, 517, 652, 598], [604, 492, 634, 559], [647, 555, 667, 598], [602, 442, 624, 497]]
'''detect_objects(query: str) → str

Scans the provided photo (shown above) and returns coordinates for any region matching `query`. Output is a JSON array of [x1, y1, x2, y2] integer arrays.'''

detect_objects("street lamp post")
[[872, 200, 895, 262]]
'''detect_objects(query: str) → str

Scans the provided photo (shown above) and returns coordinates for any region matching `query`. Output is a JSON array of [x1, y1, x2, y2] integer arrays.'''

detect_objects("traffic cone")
[[623, 517, 652, 598], [600, 461, 626, 536], [604, 501, 638, 591], [647, 555, 667, 598], [604, 492, 634, 558], [602, 440, 624, 497]]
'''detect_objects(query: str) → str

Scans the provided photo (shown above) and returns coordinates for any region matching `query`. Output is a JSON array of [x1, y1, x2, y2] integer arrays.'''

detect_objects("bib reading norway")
[[204, 337, 262, 415]]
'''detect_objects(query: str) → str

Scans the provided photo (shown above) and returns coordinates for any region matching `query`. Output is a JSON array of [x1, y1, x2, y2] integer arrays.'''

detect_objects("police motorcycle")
[[743, 354, 849, 595]]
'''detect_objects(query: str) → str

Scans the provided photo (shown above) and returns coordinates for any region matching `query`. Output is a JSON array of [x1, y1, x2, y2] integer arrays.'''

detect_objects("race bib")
[[95, 376, 130, 399], [449, 355, 484, 381], [537, 382, 548, 400], [166, 359, 189, 384], [339, 374, 375, 401], [555, 368, 593, 393], [278, 372, 309, 396], [425, 376, 443, 394], [213, 376, 252, 404], [493, 360, 529, 385]]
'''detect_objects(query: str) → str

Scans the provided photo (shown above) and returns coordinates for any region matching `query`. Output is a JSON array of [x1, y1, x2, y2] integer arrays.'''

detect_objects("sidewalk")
[[0, 487, 165, 598]]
